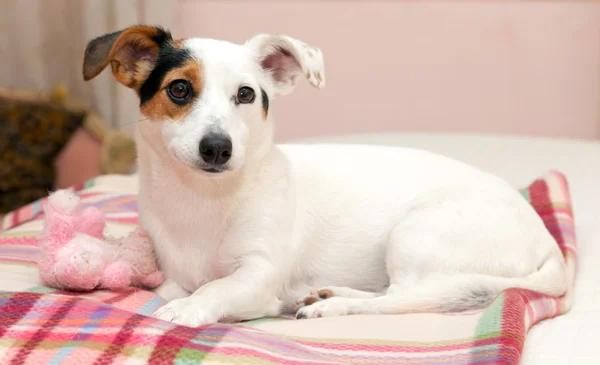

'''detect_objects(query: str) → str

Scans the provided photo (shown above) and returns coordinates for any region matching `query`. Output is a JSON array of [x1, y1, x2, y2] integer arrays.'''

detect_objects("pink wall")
[[176, 1, 600, 141]]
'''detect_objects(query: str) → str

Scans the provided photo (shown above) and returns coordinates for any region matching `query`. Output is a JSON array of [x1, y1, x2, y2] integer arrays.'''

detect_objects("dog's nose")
[[199, 135, 232, 166]]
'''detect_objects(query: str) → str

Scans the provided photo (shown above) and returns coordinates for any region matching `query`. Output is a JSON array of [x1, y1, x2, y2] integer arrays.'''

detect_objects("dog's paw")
[[296, 297, 349, 319], [152, 297, 213, 327], [294, 288, 336, 310]]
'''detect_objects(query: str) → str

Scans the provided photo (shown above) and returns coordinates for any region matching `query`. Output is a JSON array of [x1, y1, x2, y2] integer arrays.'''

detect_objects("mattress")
[[0, 133, 597, 364]]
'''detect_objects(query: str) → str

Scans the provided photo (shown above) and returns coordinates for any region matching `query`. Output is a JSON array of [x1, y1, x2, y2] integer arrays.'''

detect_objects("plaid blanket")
[[0, 171, 575, 364]]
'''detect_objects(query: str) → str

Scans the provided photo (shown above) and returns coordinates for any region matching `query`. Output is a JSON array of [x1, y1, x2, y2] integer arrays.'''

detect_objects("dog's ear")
[[82, 26, 172, 89], [245, 34, 325, 96]]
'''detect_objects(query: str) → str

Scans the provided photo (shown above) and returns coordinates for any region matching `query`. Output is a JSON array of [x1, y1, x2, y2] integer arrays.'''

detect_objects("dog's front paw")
[[152, 297, 214, 327], [296, 297, 349, 319]]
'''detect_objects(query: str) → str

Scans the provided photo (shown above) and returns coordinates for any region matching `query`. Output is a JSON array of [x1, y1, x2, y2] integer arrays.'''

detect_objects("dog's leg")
[[154, 279, 190, 302], [295, 274, 499, 319], [152, 254, 282, 327]]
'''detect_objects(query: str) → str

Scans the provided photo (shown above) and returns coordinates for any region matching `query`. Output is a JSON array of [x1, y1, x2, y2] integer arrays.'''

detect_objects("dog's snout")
[[199, 135, 232, 166]]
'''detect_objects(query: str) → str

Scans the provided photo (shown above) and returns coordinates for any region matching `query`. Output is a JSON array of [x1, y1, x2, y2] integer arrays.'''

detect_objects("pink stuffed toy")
[[37, 189, 164, 291]]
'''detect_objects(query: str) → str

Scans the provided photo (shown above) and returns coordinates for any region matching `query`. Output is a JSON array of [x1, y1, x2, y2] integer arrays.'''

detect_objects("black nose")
[[199, 135, 232, 166]]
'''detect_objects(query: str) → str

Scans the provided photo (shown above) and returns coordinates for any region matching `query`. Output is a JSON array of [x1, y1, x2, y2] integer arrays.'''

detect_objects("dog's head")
[[83, 26, 325, 175]]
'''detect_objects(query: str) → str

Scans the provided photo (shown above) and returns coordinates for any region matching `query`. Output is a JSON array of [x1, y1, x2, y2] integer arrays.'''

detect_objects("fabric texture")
[[0, 171, 575, 364]]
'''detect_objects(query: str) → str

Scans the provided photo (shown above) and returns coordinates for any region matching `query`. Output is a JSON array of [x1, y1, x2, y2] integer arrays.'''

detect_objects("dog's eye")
[[167, 80, 191, 104], [236, 86, 255, 104]]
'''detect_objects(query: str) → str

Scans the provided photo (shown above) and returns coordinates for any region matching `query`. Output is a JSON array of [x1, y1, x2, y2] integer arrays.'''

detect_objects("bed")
[[0, 133, 597, 365]]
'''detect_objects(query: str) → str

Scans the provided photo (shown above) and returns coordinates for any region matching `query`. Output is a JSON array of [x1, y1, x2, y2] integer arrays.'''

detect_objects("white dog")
[[82, 26, 567, 327]]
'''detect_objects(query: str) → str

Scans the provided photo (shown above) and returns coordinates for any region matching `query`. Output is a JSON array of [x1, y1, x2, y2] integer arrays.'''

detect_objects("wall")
[[176, 1, 600, 141]]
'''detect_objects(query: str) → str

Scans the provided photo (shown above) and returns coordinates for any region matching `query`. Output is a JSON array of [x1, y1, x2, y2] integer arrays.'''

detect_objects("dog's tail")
[[435, 251, 568, 312]]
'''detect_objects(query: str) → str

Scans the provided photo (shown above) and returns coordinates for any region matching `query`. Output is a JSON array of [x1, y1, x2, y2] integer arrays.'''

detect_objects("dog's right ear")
[[82, 26, 172, 89]]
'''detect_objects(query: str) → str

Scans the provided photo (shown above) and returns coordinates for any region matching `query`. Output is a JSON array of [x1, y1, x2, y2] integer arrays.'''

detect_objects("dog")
[[82, 26, 568, 327]]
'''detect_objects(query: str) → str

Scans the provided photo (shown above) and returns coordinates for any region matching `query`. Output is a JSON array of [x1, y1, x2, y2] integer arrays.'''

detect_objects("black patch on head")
[[261, 88, 269, 116], [147, 26, 173, 48], [139, 37, 193, 105]]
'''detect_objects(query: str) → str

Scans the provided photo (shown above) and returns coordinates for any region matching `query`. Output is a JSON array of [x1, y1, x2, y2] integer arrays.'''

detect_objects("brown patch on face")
[[140, 58, 204, 122]]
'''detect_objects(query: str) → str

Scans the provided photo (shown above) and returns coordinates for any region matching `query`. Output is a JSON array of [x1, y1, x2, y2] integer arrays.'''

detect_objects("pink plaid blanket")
[[0, 171, 575, 364]]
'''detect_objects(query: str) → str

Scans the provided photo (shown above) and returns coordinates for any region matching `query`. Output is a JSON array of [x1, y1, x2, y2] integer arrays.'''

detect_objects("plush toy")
[[37, 189, 164, 291]]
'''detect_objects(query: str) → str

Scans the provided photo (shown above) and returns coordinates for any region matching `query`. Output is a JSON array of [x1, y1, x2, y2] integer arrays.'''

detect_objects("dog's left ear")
[[245, 34, 325, 96]]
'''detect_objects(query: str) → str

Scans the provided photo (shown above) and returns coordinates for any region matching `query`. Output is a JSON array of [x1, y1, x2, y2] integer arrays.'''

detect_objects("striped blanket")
[[0, 171, 575, 364]]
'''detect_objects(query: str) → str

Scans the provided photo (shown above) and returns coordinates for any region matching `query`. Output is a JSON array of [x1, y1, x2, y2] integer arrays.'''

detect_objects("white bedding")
[[287, 133, 600, 365]]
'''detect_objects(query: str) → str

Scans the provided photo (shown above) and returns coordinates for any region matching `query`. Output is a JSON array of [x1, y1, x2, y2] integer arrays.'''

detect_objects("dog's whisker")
[[123, 118, 149, 126]]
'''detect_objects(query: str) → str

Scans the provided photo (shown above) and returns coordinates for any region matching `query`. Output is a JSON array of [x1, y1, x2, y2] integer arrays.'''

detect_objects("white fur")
[[131, 34, 567, 326]]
